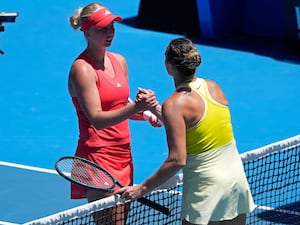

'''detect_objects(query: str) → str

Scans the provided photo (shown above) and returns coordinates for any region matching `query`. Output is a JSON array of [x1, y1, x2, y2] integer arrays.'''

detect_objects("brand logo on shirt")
[[116, 82, 122, 87]]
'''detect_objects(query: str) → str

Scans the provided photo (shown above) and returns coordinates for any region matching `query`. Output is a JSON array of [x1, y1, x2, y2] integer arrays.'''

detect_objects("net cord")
[[240, 134, 300, 162], [22, 195, 125, 225], [22, 173, 184, 225]]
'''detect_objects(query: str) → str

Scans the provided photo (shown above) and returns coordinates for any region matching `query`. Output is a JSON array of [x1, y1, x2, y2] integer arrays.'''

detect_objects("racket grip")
[[142, 110, 157, 121], [137, 197, 172, 216]]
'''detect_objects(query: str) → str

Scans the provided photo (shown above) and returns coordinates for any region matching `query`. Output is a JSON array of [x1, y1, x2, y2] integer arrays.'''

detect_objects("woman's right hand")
[[135, 88, 159, 110]]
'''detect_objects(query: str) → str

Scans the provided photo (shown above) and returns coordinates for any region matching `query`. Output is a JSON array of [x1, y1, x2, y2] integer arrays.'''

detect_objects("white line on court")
[[0, 161, 57, 174], [0, 221, 21, 225]]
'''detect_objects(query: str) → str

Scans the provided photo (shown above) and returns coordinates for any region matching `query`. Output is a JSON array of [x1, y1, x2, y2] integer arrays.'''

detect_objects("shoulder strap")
[[106, 52, 126, 75], [77, 52, 99, 70]]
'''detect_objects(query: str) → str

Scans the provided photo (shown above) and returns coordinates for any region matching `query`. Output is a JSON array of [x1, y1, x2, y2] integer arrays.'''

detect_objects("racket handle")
[[142, 110, 157, 121], [128, 98, 159, 122], [137, 197, 172, 216]]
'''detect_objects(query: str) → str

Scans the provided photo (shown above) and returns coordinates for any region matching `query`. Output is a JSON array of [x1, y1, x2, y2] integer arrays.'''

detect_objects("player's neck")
[[85, 48, 106, 70], [174, 75, 196, 88]]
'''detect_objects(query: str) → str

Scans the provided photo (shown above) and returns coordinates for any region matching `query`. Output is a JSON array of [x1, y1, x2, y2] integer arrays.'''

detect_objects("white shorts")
[[182, 141, 255, 224]]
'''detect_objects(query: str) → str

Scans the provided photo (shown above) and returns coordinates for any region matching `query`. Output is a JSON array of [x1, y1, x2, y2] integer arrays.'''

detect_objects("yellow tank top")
[[177, 78, 234, 155]]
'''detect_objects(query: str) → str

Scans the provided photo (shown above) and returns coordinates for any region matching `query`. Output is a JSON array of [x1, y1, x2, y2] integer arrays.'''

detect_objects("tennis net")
[[240, 134, 300, 224], [23, 134, 300, 225]]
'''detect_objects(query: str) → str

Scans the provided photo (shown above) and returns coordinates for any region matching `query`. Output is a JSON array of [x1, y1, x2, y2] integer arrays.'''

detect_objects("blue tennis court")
[[1, 0, 300, 224]]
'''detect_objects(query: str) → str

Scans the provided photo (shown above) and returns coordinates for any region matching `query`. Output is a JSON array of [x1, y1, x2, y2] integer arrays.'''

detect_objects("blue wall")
[[197, 0, 243, 39], [242, 0, 285, 39], [197, 0, 286, 39]]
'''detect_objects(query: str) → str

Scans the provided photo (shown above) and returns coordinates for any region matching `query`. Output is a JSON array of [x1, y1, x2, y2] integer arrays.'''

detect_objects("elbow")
[[173, 163, 185, 172], [170, 158, 186, 169], [90, 118, 108, 130], [177, 161, 186, 169], [167, 152, 186, 169], [93, 122, 109, 130], [93, 124, 104, 130], [89, 118, 100, 129]]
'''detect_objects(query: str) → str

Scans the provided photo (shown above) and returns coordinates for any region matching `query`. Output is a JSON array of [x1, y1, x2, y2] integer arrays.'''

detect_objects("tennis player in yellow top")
[[115, 38, 255, 225]]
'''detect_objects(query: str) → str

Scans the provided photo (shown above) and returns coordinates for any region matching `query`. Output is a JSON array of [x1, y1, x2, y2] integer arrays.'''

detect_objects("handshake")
[[133, 87, 163, 127]]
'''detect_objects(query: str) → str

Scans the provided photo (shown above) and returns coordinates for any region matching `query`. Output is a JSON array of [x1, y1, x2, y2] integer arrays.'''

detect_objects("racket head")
[[55, 156, 116, 192]]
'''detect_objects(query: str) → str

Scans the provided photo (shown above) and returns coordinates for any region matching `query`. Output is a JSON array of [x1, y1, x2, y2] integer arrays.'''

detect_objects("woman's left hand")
[[114, 184, 144, 201]]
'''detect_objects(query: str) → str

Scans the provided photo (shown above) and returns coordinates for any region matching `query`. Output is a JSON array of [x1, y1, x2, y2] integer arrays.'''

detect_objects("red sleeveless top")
[[72, 52, 131, 147]]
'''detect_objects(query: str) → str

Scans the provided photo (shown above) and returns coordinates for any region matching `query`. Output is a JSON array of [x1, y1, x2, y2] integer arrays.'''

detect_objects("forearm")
[[130, 112, 144, 121], [91, 102, 140, 129], [140, 160, 183, 195]]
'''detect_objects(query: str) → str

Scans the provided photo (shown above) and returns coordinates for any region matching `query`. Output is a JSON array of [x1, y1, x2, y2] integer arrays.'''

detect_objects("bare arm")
[[68, 59, 157, 130], [114, 94, 186, 199]]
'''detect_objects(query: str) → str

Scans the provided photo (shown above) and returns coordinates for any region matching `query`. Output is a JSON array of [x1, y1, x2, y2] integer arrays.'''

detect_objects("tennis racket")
[[55, 156, 171, 216]]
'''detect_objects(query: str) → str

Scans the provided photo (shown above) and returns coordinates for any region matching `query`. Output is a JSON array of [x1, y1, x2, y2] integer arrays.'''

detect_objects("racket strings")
[[72, 160, 94, 185], [90, 165, 114, 188], [66, 159, 114, 189]]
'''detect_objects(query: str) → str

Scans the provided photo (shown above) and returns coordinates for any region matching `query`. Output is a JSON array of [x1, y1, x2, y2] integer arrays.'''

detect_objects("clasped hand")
[[134, 88, 158, 108], [135, 88, 162, 127]]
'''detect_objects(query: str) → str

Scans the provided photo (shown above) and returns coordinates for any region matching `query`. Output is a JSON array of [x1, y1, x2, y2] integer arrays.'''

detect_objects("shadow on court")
[[257, 201, 300, 224], [121, 16, 300, 65]]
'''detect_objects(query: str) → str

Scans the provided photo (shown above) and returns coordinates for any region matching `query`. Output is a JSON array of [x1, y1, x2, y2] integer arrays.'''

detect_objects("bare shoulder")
[[162, 96, 176, 114], [204, 79, 220, 89], [111, 52, 126, 62], [204, 79, 228, 105], [69, 59, 97, 89], [161, 94, 186, 131], [70, 59, 93, 77], [162, 93, 187, 117]]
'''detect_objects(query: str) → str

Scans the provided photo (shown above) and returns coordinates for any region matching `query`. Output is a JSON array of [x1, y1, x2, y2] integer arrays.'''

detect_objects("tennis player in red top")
[[68, 2, 162, 224]]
